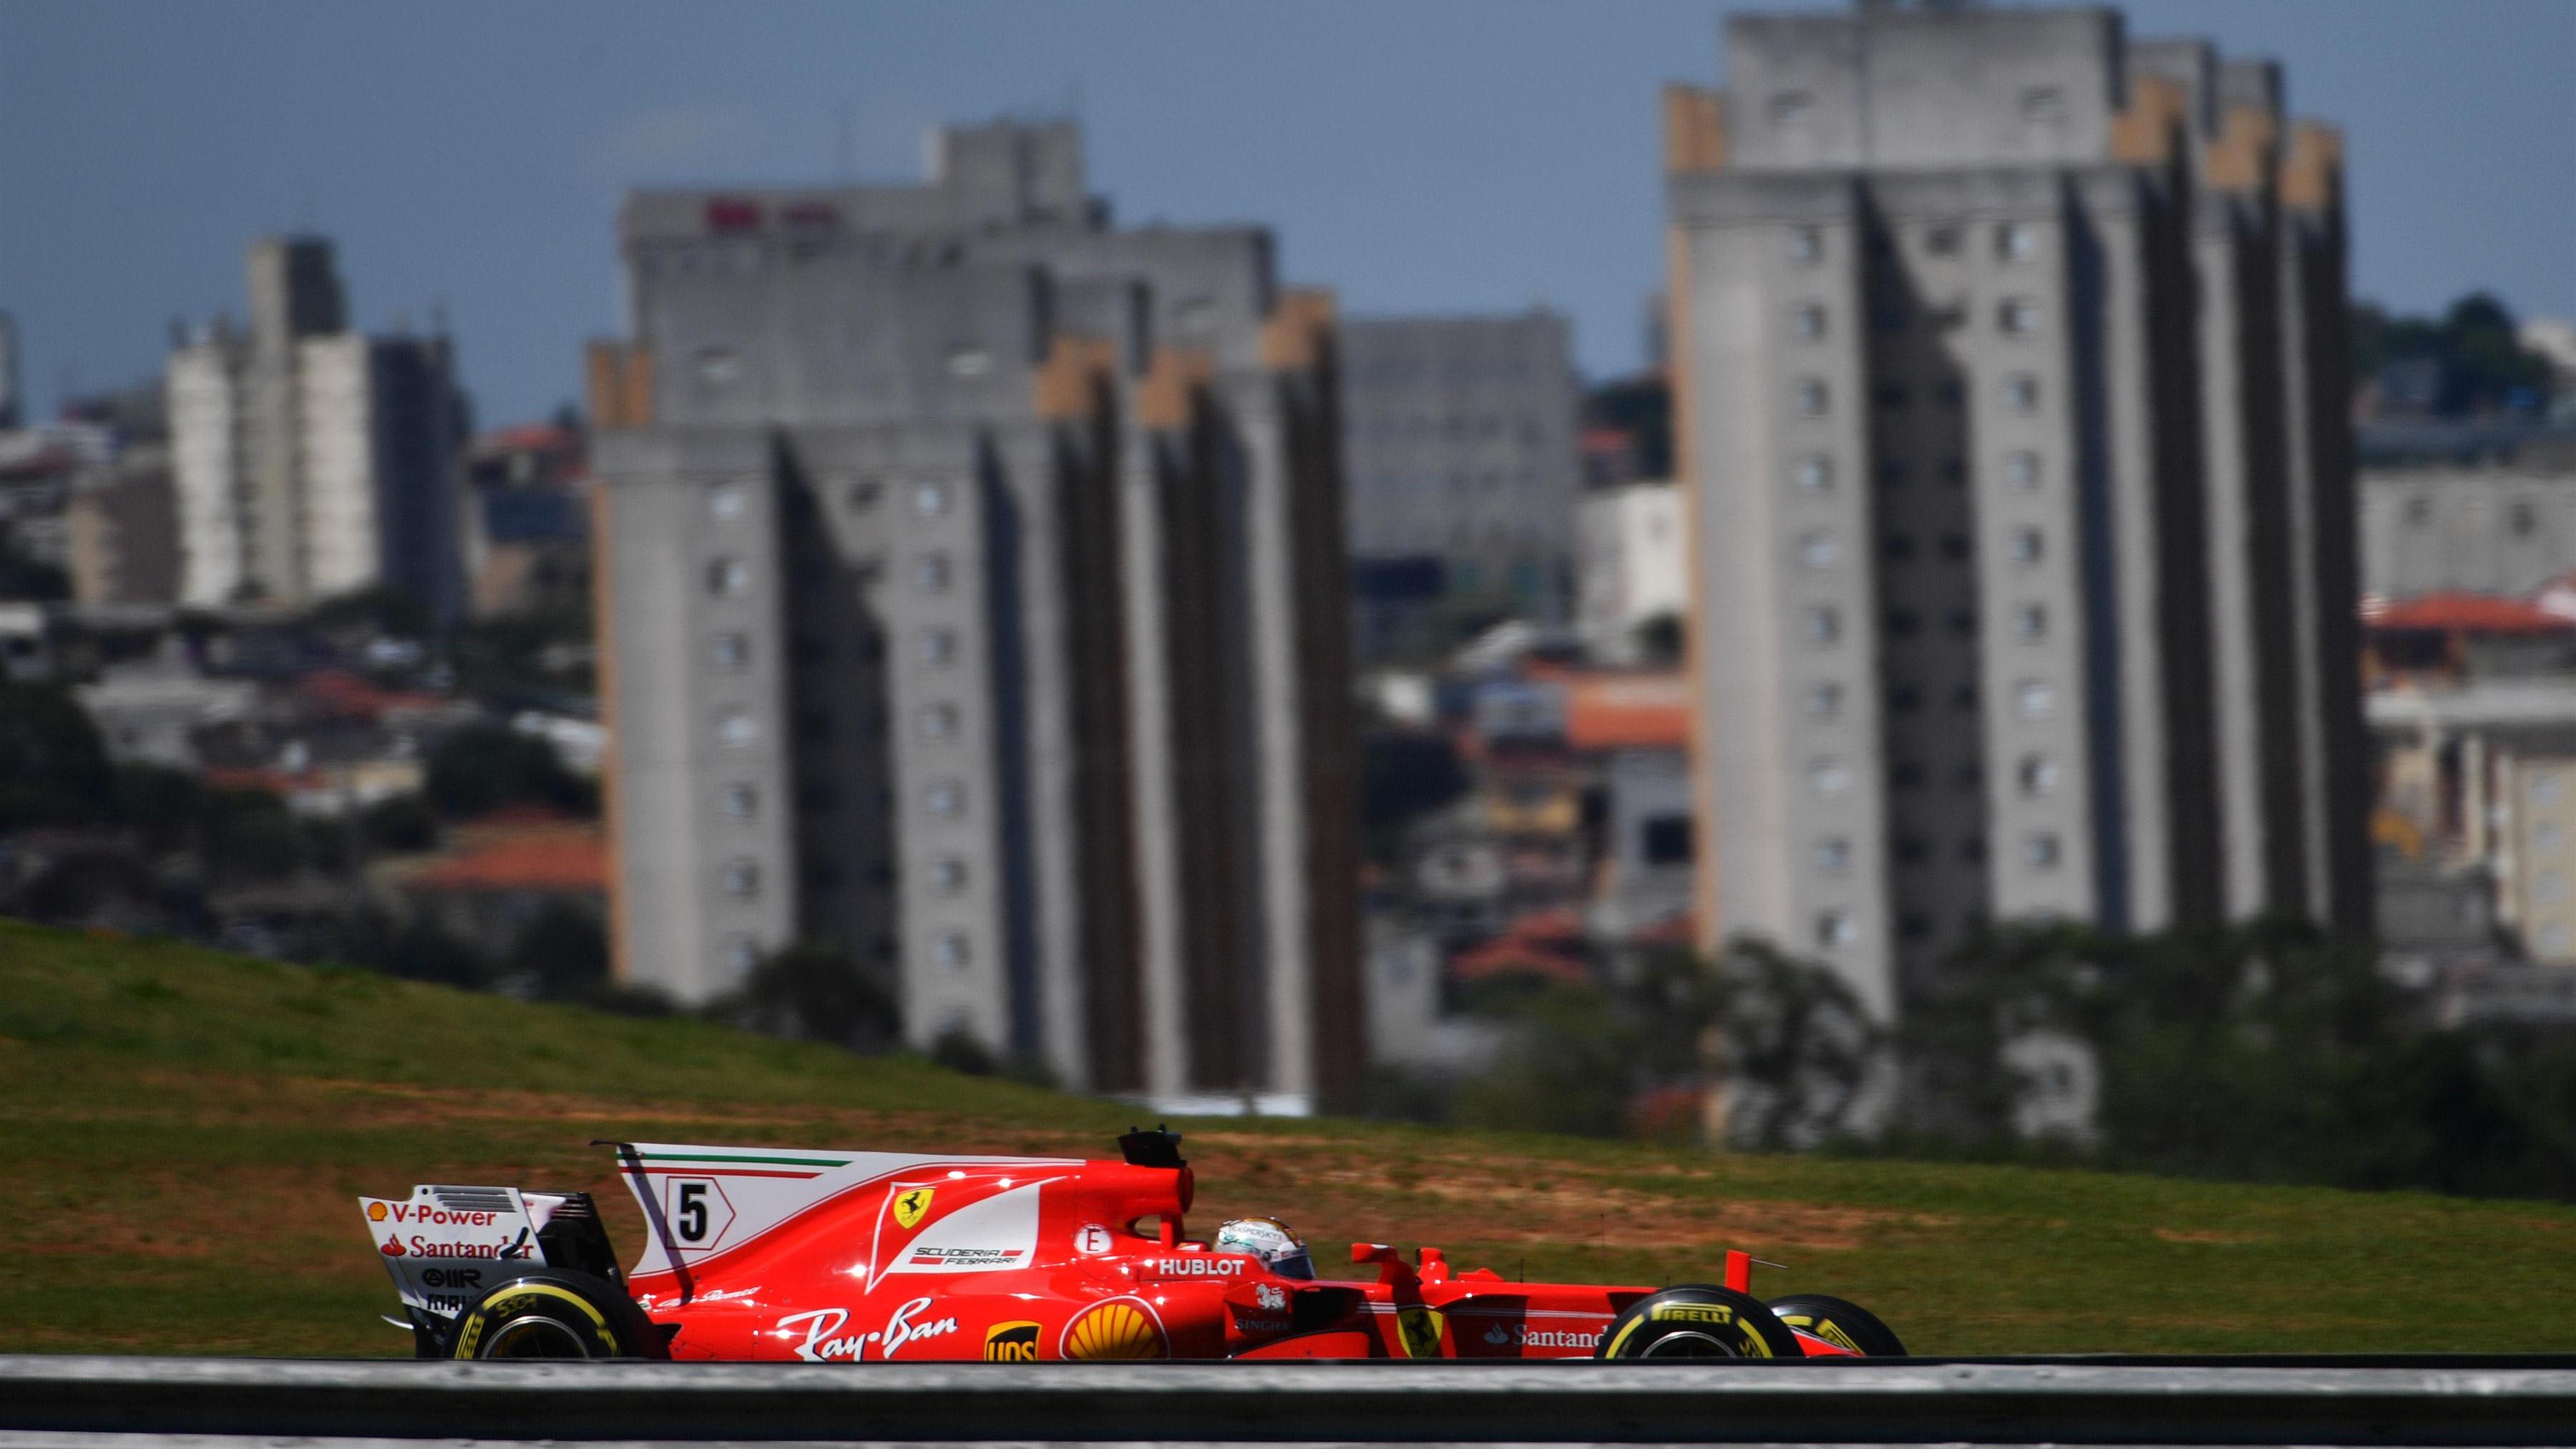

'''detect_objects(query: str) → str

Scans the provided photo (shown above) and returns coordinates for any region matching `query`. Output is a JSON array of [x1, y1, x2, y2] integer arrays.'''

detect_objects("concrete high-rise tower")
[[1667, 5, 2368, 1018], [589, 122, 1362, 1110], [166, 238, 467, 620]]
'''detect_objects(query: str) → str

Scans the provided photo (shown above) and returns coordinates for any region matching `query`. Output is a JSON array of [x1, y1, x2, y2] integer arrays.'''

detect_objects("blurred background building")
[[1339, 313, 1580, 659], [166, 238, 469, 623], [1665, 3, 2369, 1018], [589, 120, 1360, 1110]]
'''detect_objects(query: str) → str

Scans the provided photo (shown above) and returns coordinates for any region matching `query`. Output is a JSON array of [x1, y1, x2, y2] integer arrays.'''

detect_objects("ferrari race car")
[[360, 1129, 1904, 1362]]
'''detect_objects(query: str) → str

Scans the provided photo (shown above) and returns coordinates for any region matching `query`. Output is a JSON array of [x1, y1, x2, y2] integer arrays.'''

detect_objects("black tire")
[[1596, 1284, 1802, 1360], [449, 1269, 664, 1360], [1766, 1293, 1907, 1357]]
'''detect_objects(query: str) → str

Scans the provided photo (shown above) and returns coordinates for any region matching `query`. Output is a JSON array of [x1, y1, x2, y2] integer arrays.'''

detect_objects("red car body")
[[362, 1133, 1866, 1362]]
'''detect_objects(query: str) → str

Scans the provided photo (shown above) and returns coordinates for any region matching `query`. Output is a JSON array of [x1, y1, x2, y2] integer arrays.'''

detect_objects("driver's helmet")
[[1214, 1216, 1314, 1279]]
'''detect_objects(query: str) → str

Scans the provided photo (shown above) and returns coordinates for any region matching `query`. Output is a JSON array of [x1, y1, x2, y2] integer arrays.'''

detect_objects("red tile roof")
[[409, 821, 605, 893], [2366, 592, 2576, 635], [1564, 671, 1691, 751]]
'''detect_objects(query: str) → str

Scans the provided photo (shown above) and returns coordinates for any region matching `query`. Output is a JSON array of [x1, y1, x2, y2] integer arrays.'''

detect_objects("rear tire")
[[449, 1270, 663, 1360], [1766, 1293, 1906, 1357], [1596, 1285, 1802, 1360]]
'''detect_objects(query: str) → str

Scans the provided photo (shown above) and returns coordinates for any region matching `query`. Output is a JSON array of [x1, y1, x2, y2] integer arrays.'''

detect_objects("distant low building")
[[67, 445, 180, 605], [1575, 480, 1686, 664]]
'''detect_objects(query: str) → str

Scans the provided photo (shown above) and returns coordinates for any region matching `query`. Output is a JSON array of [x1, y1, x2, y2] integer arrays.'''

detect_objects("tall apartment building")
[[166, 238, 468, 620], [1667, 5, 2369, 1018], [1340, 313, 1581, 633], [590, 121, 1361, 1108]]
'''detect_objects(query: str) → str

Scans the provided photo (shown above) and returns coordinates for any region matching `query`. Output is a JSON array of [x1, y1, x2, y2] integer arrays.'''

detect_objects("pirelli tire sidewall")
[[448, 1270, 663, 1360], [1596, 1285, 1803, 1360], [1765, 1292, 1908, 1357]]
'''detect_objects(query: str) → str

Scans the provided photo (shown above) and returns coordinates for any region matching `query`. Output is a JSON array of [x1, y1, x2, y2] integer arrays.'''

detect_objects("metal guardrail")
[[6, 1356, 2576, 1445]]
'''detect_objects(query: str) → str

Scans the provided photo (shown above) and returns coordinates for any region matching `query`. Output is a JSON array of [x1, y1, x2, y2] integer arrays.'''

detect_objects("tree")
[[507, 902, 610, 999], [2353, 293, 2555, 417], [424, 724, 595, 819], [718, 940, 901, 1053], [0, 683, 113, 830]]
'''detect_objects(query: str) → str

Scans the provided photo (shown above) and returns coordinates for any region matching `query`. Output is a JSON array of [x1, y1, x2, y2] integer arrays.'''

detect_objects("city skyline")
[[4, 0, 2571, 429]]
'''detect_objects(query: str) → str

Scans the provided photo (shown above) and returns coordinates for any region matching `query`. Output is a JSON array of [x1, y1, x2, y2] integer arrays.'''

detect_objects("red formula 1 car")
[[360, 1129, 1904, 1362]]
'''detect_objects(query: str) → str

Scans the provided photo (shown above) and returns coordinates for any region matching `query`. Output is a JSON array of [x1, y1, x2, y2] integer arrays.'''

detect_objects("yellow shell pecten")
[[1063, 1299, 1166, 1360]]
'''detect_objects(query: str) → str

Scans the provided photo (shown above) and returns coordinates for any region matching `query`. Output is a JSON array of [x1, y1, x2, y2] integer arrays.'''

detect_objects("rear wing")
[[358, 1185, 617, 1322], [605, 1141, 1083, 1299]]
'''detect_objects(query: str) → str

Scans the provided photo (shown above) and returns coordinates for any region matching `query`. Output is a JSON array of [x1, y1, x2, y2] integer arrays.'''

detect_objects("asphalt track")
[[7, 1356, 2576, 1446]]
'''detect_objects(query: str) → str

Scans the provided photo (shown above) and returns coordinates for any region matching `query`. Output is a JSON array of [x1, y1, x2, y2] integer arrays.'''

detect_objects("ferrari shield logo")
[[892, 1186, 936, 1230], [1396, 1306, 1446, 1359]]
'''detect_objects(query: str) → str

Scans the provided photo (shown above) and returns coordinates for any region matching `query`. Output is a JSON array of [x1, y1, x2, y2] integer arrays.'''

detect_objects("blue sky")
[[3, 0, 2570, 429]]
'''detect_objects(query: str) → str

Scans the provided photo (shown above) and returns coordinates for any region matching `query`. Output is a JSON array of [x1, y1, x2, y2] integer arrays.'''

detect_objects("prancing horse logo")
[[892, 1186, 936, 1230]]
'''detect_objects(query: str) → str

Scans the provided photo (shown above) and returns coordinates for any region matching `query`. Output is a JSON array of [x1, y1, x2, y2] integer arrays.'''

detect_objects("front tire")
[[1596, 1285, 1802, 1360], [1766, 1293, 1906, 1356], [449, 1271, 663, 1360]]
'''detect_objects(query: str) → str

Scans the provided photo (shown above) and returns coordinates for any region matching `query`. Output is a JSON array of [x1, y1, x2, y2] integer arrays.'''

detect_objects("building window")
[[721, 859, 761, 899], [2540, 821, 2563, 854], [2000, 299, 2042, 335], [1883, 532, 1917, 563], [2005, 375, 2041, 413], [2532, 774, 2561, 806], [2013, 602, 2048, 640], [2006, 452, 2041, 491], [933, 932, 972, 969], [1885, 608, 1921, 638], [1935, 379, 1965, 409], [1947, 608, 1978, 637], [846, 477, 882, 512], [1797, 532, 1840, 570], [1876, 459, 1908, 489], [1805, 681, 1843, 719], [947, 348, 992, 378], [1924, 224, 1962, 257], [708, 482, 748, 521], [1959, 836, 1989, 864], [1795, 379, 1829, 416], [721, 784, 758, 821], [711, 632, 750, 671], [2510, 502, 2538, 537], [1769, 91, 1815, 125], [931, 857, 968, 894], [1815, 910, 1858, 948], [1895, 836, 1931, 864], [1998, 223, 2036, 261], [1642, 816, 1694, 864], [693, 348, 741, 384], [1795, 455, 1834, 492], [2021, 88, 2067, 125], [925, 779, 966, 817], [918, 703, 960, 741], [722, 937, 759, 975], [1891, 759, 1927, 790], [706, 557, 751, 597], [2010, 527, 2045, 564], [2019, 753, 2059, 796], [716, 709, 759, 749], [920, 628, 958, 665], [1816, 837, 1852, 873], [1889, 681, 1923, 713], [1810, 758, 1852, 796], [1802, 605, 1840, 644], [915, 552, 952, 592], [2025, 834, 2063, 870], [1792, 303, 1828, 340], [1787, 225, 1822, 263], [1875, 382, 1909, 410], [2015, 680, 2056, 719], [2540, 873, 2567, 904]]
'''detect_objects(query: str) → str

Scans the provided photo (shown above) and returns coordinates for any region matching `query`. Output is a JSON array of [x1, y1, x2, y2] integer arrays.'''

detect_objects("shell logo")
[[367, 1202, 387, 1221], [1061, 1298, 1167, 1360]]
